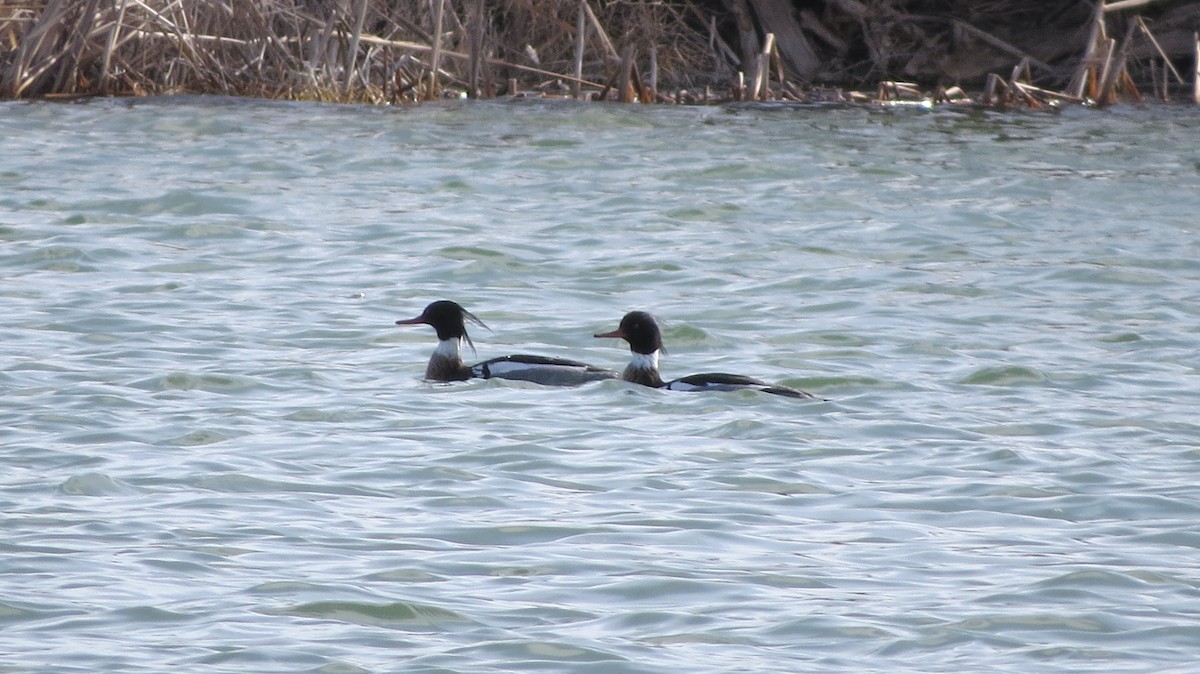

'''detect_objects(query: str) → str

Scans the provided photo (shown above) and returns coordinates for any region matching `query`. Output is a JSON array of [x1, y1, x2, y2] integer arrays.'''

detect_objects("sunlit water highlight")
[[3, 96, 1200, 673]]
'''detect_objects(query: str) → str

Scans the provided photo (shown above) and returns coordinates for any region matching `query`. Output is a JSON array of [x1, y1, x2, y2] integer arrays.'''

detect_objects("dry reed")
[[1, 1, 1197, 106]]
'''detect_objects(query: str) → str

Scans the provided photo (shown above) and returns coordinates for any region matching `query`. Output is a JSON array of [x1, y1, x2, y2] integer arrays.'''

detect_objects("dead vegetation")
[[1, 0, 1197, 107]]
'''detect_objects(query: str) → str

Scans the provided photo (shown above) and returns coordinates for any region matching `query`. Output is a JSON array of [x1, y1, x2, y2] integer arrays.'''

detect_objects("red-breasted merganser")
[[397, 300, 617, 386], [594, 311, 815, 399]]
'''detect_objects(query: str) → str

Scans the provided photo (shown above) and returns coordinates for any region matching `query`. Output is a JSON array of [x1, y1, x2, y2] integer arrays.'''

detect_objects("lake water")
[[3, 96, 1199, 673]]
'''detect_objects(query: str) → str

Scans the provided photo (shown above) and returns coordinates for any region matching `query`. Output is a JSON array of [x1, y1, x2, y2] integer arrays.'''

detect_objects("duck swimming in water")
[[594, 311, 815, 399], [397, 300, 617, 387]]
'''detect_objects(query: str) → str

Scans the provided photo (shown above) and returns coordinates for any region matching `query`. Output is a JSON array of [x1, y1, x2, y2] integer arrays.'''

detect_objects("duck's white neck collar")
[[630, 350, 660, 372], [424, 337, 471, 381], [432, 338, 463, 362], [622, 350, 665, 388]]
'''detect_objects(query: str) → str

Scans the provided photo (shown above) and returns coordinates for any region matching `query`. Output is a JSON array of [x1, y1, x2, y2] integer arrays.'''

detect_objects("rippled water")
[[3, 96, 1200, 673]]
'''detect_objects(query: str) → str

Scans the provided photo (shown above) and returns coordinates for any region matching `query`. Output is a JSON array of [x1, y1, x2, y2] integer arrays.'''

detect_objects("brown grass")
[[0, 1, 1196, 105], [0, 0, 727, 102]]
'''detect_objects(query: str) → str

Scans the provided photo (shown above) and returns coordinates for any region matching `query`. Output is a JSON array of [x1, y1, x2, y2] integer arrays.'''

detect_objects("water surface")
[[3, 96, 1200, 673]]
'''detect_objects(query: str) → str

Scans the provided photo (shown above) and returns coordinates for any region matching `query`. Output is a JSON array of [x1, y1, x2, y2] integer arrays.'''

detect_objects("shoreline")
[[3, 1, 1197, 109]]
